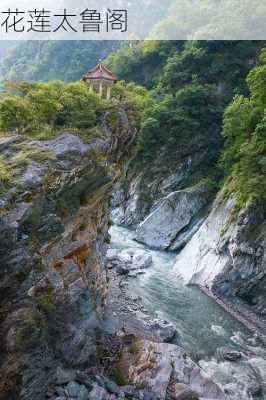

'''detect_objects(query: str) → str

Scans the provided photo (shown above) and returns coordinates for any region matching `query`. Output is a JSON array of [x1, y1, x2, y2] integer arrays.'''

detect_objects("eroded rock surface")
[[135, 185, 210, 250], [0, 108, 138, 400], [111, 146, 209, 229], [118, 340, 226, 400], [106, 248, 153, 275], [174, 195, 266, 317]]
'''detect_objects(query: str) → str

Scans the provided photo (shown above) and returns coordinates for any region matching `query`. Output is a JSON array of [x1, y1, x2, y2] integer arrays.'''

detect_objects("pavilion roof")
[[82, 63, 118, 82]]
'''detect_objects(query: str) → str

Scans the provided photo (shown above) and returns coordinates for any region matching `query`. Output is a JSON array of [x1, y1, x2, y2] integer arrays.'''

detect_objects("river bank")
[[107, 225, 266, 400]]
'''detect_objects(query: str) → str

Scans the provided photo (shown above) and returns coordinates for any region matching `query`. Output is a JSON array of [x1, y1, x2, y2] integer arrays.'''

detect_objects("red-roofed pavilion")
[[82, 63, 118, 100]]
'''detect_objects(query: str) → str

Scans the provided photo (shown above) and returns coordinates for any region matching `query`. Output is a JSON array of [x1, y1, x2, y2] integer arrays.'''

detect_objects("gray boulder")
[[56, 367, 76, 385], [216, 347, 243, 362], [65, 381, 89, 400], [147, 318, 177, 342], [135, 185, 210, 250], [34, 133, 90, 161], [88, 384, 109, 400], [132, 251, 152, 269], [127, 340, 225, 400], [106, 248, 152, 275]]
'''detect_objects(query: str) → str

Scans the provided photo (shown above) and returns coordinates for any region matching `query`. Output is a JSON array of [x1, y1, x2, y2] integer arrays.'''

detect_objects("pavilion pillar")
[[106, 85, 111, 100], [99, 80, 103, 98], [89, 81, 93, 93]]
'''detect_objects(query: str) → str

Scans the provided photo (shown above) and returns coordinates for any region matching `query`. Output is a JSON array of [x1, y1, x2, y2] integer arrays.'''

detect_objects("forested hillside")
[[0, 0, 173, 82], [107, 41, 264, 199], [1, 40, 264, 206], [0, 41, 120, 83], [221, 48, 266, 207]]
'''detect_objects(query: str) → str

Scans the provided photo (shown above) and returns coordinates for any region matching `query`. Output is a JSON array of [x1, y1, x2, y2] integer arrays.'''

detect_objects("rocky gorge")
[[1, 122, 265, 399], [0, 41, 265, 400], [112, 151, 266, 325], [0, 108, 242, 400]]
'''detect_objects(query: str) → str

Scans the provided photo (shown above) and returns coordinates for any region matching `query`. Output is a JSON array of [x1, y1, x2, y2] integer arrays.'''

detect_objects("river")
[[110, 224, 266, 399]]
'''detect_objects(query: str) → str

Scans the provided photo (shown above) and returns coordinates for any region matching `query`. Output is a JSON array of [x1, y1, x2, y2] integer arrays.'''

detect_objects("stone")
[[211, 325, 226, 336], [102, 378, 120, 395], [106, 247, 152, 276], [56, 367, 76, 385], [132, 251, 152, 269], [126, 341, 225, 400], [111, 207, 126, 226], [75, 371, 94, 389], [174, 194, 266, 318], [143, 390, 159, 400], [0, 108, 138, 399], [20, 164, 47, 189], [136, 185, 210, 250], [65, 381, 89, 399], [199, 358, 263, 400], [116, 264, 131, 275], [117, 250, 132, 265], [216, 347, 243, 362], [34, 133, 90, 161], [88, 384, 109, 400], [66, 381, 81, 397], [54, 386, 66, 396], [78, 385, 89, 400], [0, 135, 21, 151], [106, 249, 120, 261], [148, 318, 177, 342], [174, 197, 235, 286], [170, 383, 199, 399]]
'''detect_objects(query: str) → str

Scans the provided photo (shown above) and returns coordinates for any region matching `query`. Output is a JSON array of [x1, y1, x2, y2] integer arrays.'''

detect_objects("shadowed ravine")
[[110, 225, 266, 399]]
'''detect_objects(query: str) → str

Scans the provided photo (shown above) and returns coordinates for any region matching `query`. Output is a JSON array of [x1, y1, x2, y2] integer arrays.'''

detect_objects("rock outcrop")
[[0, 108, 138, 400], [111, 146, 210, 229], [106, 247, 152, 275], [111, 143, 216, 252], [116, 340, 226, 400], [174, 194, 266, 316], [135, 184, 210, 250]]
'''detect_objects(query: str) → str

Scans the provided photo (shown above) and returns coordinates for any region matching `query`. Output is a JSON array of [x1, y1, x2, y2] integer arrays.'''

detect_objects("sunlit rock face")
[[174, 194, 266, 315], [111, 146, 209, 228], [0, 109, 137, 399], [116, 339, 226, 400], [135, 184, 210, 250]]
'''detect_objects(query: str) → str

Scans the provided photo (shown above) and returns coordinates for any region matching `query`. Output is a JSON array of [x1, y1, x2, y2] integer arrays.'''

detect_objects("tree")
[[221, 48, 266, 205]]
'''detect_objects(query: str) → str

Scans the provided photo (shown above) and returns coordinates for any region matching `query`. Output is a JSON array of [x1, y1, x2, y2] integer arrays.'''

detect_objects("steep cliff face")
[[0, 109, 138, 400], [174, 194, 266, 316], [114, 147, 265, 319], [136, 184, 211, 250], [112, 143, 215, 249]]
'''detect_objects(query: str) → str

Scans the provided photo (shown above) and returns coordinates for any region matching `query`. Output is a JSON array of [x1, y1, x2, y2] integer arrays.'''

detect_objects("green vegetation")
[[149, 0, 265, 40], [0, 38, 264, 209], [106, 40, 263, 192], [107, 40, 266, 208], [0, 157, 12, 191], [0, 81, 105, 136], [15, 308, 47, 351], [0, 79, 149, 139], [0, 1, 263, 83], [0, 41, 120, 83], [110, 365, 129, 386], [35, 293, 56, 315], [11, 145, 51, 166], [221, 49, 266, 206]]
